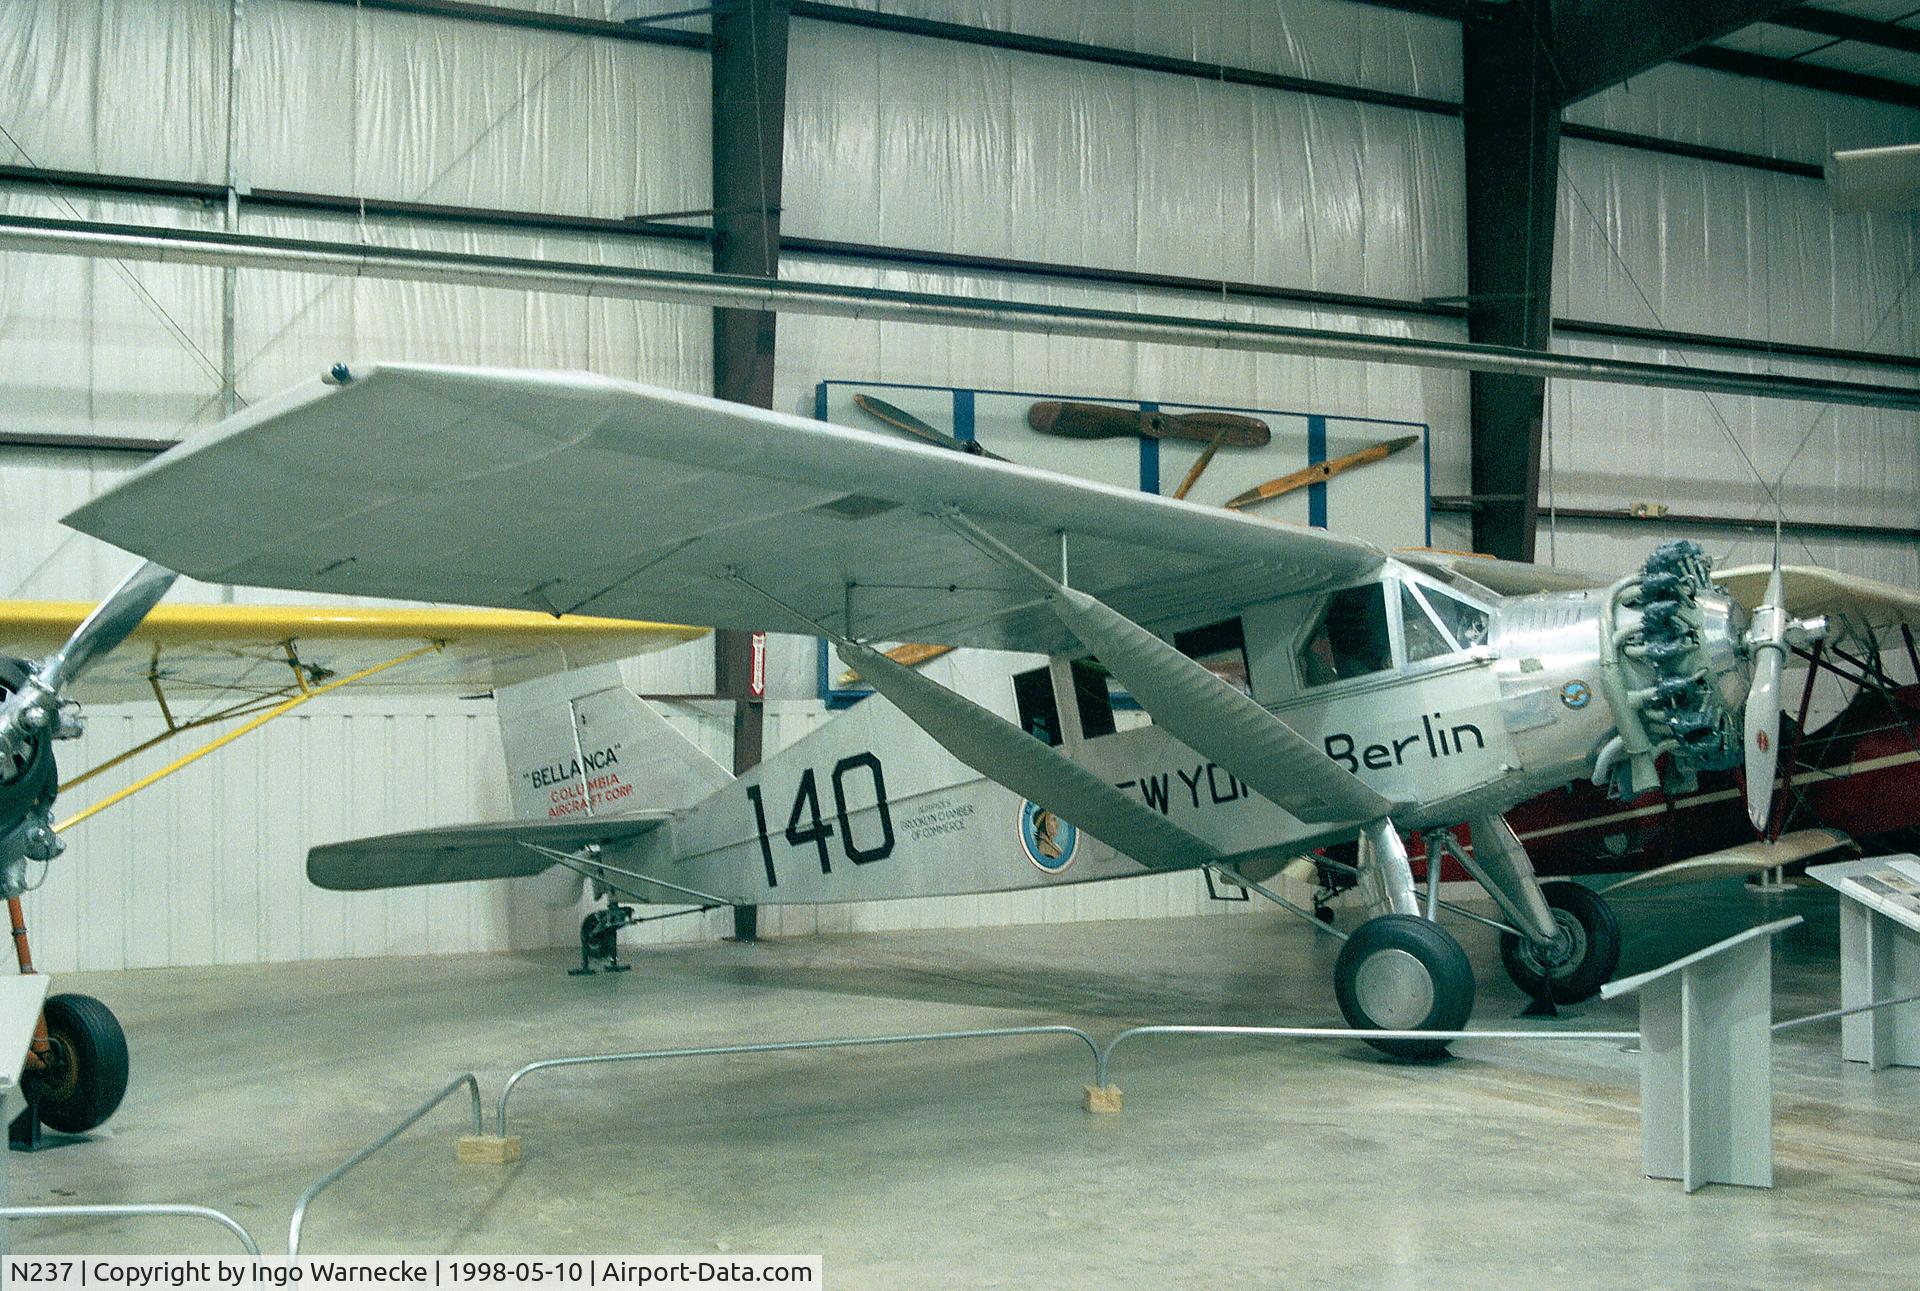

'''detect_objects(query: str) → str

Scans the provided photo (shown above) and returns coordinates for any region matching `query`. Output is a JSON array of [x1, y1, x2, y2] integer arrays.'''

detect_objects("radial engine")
[[1595, 540, 1750, 799]]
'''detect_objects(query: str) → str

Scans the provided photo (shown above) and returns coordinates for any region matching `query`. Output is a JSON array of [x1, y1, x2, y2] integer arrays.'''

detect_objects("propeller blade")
[[1027, 402, 1271, 448], [1224, 434, 1420, 511], [851, 393, 1007, 461], [1743, 563, 1787, 834], [1744, 642, 1783, 833], [37, 560, 179, 694]]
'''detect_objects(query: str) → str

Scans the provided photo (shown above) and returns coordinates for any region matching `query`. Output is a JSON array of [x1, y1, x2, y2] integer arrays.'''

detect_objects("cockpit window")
[[1422, 584, 1490, 649], [1400, 583, 1454, 663], [1299, 584, 1393, 687], [1175, 618, 1251, 697]]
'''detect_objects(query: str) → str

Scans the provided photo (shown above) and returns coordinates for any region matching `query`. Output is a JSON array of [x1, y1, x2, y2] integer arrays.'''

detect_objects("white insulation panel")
[[2, 0, 1917, 970]]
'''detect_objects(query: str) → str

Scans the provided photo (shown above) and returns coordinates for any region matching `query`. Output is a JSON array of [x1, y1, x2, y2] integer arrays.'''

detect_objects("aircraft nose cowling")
[[1695, 589, 1752, 717]]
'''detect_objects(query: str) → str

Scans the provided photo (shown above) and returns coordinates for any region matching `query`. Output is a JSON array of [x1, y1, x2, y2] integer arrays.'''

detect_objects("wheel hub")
[[1519, 909, 1589, 980], [1352, 947, 1434, 1029], [25, 1033, 78, 1102]]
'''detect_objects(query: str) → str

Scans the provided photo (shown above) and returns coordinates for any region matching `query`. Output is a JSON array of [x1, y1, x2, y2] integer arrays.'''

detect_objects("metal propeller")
[[1742, 561, 1788, 833], [0, 560, 179, 767], [1740, 533, 1831, 835]]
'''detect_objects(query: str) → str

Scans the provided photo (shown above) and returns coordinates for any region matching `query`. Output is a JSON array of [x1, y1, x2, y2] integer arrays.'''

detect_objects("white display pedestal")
[[0, 974, 52, 1258], [1808, 856, 1920, 1070], [1601, 916, 1802, 1193]]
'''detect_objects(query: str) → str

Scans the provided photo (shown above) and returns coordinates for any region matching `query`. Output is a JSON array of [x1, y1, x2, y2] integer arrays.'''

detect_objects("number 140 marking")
[[744, 752, 895, 887]]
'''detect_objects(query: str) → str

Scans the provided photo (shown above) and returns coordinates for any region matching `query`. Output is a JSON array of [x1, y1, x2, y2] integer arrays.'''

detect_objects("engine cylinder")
[[0, 657, 57, 819]]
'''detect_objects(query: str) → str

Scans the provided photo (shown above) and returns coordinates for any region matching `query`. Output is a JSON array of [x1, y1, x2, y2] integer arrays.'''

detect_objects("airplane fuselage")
[[615, 573, 1641, 908]]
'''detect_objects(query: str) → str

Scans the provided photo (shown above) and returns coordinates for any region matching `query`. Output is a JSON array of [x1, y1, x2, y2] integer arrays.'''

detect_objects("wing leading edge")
[[0, 601, 705, 702]]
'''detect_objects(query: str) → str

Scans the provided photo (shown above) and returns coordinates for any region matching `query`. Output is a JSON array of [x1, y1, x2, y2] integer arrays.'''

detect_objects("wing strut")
[[55, 642, 443, 834], [835, 640, 1208, 871], [720, 568, 1214, 871], [940, 512, 1392, 825]]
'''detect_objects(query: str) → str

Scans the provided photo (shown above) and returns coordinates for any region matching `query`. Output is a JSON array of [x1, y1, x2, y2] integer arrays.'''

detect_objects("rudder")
[[496, 662, 733, 905]]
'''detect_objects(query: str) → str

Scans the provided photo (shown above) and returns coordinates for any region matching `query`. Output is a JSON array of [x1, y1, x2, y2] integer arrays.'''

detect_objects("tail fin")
[[496, 663, 732, 906], [497, 663, 732, 820]]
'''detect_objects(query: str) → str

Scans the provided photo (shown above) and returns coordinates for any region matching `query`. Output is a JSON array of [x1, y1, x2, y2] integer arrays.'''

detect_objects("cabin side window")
[[1014, 659, 1117, 746], [1298, 584, 1393, 687], [1013, 666, 1061, 746], [1174, 618, 1251, 697], [1399, 583, 1454, 663], [1422, 584, 1490, 648]]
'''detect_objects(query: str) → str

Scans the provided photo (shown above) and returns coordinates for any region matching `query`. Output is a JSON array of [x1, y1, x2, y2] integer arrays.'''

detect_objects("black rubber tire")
[[1334, 914, 1476, 1060], [1499, 881, 1622, 1005], [28, 993, 129, 1134]]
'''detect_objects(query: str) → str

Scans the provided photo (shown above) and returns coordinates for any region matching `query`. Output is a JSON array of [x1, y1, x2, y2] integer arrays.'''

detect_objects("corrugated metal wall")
[[3, 0, 1917, 970]]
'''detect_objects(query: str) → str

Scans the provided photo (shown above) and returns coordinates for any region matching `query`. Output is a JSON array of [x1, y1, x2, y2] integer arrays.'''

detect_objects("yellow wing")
[[0, 601, 707, 702]]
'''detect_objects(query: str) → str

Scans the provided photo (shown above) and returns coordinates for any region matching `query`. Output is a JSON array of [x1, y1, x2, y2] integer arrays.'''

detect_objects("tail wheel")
[[1334, 914, 1475, 1061], [1499, 881, 1622, 1005], [25, 993, 129, 1134]]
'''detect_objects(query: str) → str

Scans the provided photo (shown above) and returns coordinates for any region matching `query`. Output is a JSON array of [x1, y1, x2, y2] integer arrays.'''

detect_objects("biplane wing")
[[1719, 564, 1920, 648], [0, 601, 706, 702], [0, 595, 703, 835], [65, 363, 1385, 656]]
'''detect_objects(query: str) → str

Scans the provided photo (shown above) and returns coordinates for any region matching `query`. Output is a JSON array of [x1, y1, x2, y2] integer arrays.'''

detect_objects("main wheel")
[[1499, 881, 1621, 1005], [25, 993, 129, 1134], [1334, 914, 1475, 1060]]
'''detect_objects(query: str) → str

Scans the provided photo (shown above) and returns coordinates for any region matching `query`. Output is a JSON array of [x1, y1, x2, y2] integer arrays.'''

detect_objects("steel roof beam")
[[1551, 1, 1808, 104], [3, 215, 1915, 412], [1773, 7, 1920, 57]]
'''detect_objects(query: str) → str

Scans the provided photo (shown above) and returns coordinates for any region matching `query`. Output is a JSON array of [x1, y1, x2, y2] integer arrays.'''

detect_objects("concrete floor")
[[4, 878, 1918, 1288]]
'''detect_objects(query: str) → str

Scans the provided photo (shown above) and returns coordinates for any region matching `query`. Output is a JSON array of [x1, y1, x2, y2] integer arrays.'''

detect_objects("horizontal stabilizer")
[[1047, 585, 1391, 824], [308, 814, 670, 892], [1599, 828, 1851, 894], [836, 640, 1210, 871]]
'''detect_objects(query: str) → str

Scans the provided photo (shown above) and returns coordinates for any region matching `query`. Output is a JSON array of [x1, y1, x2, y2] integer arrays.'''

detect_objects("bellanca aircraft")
[[58, 362, 1920, 1058], [0, 573, 701, 1136]]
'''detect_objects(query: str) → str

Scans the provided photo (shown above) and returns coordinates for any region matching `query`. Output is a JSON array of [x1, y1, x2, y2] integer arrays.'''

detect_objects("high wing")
[[0, 601, 705, 702], [1719, 565, 1920, 648], [64, 364, 1384, 655], [1396, 549, 1606, 598]]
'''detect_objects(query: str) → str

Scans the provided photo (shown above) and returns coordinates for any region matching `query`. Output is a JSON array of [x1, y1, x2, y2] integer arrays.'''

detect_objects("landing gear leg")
[[1444, 816, 1621, 1009], [1334, 818, 1475, 1059], [569, 902, 636, 976]]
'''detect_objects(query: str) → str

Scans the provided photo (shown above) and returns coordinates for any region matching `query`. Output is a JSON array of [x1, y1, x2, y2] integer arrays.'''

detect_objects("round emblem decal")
[[1018, 800, 1078, 874], [1560, 679, 1593, 710]]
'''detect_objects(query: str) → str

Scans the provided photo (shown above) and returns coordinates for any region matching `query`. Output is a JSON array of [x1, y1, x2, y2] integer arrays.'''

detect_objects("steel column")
[[710, 1, 788, 946], [1462, 0, 1558, 562]]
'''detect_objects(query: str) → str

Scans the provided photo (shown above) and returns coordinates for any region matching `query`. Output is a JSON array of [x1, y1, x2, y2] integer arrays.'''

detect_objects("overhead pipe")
[[2, 213, 1918, 412]]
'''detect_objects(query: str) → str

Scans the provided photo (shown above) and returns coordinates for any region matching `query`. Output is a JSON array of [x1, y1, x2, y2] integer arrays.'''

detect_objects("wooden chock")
[[458, 1134, 522, 1164], [1083, 1084, 1123, 1114]]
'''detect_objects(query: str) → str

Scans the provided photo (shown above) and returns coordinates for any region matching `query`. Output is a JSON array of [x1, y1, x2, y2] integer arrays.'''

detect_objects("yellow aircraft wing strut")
[[54, 642, 442, 835]]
